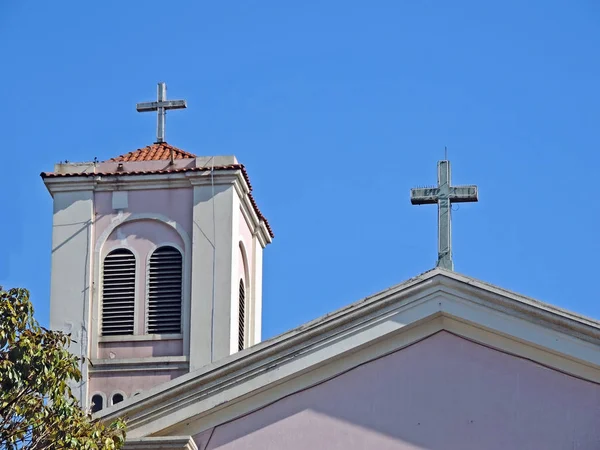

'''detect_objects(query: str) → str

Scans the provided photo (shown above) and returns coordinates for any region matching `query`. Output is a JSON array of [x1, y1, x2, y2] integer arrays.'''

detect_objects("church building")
[[41, 84, 600, 449]]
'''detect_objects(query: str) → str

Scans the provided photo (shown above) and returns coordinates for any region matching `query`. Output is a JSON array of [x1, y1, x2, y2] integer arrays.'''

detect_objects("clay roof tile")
[[109, 143, 196, 162]]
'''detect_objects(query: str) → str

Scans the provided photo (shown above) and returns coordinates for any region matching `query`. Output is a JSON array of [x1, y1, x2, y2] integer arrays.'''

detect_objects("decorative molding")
[[185, 169, 245, 189], [109, 390, 127, 406], [104, 269, 600, 436], [89, 356, 189, 373], [99, 270, 600, 439], [238, 240, 252, 347], [123, 436, 197, 450], [187, 169, 271, 246], [240, 197, 271, 248], [89, 391, 107, 412], [95, 177, 192, 191], [92, 213, 193, 366], [99, 334, 183, 343], [95, 213, 191, 254], [43, 177, 98, 194]]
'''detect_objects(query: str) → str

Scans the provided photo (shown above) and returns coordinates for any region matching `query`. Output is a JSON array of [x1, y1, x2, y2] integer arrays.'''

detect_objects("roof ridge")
[[108, 142, 197, 162]]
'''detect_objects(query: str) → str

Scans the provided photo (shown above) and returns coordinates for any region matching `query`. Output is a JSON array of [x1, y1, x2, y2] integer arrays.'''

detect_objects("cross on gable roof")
[[108, 142, 196, 162], [98, 268, 600, 441]]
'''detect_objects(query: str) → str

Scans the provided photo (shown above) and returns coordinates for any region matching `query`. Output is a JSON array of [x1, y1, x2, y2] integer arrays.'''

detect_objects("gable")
[[106, 270, 600, 444], [193, 331, 600, 450]]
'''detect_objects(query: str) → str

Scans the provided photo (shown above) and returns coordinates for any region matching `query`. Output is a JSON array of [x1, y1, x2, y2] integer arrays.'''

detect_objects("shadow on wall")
[[194, 332, 600, 450], [52, 219, 92, 254]]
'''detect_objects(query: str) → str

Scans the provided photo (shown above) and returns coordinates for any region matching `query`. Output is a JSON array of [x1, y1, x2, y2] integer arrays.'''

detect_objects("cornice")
[[43, 167, 273, 239], [437, 273, 600, 345], [98, 274, 441, 426], [185, 169, 244, 188], [89, 356, 189, 373], [124, 436, 197, 450], [99, 269, 600, 437], [43, 177, 98, 194], [99, 334, 183, 343], [239, 186, 272, 248]]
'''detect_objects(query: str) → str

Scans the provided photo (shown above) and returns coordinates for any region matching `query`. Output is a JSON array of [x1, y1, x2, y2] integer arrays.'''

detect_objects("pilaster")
[[189, 179, 236, 371], [49, 189, 95, 405]]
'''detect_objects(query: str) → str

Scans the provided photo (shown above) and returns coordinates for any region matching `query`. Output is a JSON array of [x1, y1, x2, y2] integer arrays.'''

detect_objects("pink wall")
[[94, 188, 192, 335], [89, 369, 187, 402], [98, 340, 183, 359], [103, 220, 184, 336], [89, 189, 192, 410], [95, 188, 193, 242], [195, 332, 600, 450]]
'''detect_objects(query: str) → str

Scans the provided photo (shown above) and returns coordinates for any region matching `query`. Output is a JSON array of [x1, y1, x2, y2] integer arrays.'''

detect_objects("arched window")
[[111, 393, 124, 405], [147, 246, 183, 334], [91, 394, 103, 413], [102, 248, 136, 336], [238, 279, 246, 351]]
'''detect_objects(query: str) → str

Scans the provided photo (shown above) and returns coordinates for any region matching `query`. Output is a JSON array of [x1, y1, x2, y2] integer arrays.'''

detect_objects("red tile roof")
[[109, 143, 196, 162], [41, 143, 274, 238]]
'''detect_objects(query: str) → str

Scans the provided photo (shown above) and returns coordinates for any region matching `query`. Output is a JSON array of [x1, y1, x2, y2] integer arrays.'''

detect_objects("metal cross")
[[136, 82, 187, 143], [410, 160, 478, 271]]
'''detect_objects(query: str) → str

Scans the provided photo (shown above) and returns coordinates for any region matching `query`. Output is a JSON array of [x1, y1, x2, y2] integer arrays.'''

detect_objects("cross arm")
[[136, 100, 187, 112], [410, 187, 439, 205], [449, 185, 478, 203]]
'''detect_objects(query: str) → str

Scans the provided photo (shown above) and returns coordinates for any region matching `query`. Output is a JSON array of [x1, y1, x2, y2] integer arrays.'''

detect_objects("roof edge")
[[99, 268, 600, 430], [97, 268, 600, 438]]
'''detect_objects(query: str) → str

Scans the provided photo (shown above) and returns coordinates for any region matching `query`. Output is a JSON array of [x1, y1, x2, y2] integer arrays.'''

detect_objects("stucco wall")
[[94, 189, 193, 243], [89, 369, 187, 402], [97, 340, 183, 359], [195, 331, 600, 450], [49, 190, 95, 403], [102, 219, 185, 337]]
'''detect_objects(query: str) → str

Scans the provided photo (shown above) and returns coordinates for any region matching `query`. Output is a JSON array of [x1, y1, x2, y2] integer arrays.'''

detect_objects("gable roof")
[[109, 143, 197, 162], [101, 268, 600, 439]]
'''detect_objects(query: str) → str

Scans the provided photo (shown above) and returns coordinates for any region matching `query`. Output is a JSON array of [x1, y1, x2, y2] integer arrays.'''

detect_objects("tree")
[[0, 286, 126, 450]]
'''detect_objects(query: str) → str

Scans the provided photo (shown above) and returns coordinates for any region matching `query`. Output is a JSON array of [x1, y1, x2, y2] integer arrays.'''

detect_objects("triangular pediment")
[[193, 331, 600, 449], [102, 269, 600, 444]]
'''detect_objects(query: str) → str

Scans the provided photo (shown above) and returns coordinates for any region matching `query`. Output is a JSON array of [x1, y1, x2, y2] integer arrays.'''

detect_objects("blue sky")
[[1, 1, 599, 339]]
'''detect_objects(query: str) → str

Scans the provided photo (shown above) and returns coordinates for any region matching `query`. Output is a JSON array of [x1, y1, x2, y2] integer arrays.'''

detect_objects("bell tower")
[[41, 84, 273, 413]]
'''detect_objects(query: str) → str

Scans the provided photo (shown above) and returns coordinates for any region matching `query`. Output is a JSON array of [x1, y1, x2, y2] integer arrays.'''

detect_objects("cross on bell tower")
[[410, 159, 478, 271], [136, 82, 187, 143]]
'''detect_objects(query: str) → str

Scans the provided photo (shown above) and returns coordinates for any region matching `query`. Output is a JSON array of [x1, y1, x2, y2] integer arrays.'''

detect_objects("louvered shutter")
[[238, 279, 245, 351], [147, 246, 183, 334], [101, 249, 136, 336]]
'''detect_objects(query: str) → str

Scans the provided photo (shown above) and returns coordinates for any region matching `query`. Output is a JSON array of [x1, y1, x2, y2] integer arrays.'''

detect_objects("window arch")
[[111, 392, 125, 406], [91, 394, 104, 413], [147, 246, 183, 334], [101, 248, 136, 336], [238, 278, 246, 351]]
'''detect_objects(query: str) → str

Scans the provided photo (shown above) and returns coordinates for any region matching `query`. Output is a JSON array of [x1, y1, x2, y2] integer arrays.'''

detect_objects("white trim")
[[43, 177, 98, 195], [99, 270, 600, 438], [99, 333, 182, 343], [89, 355, 189, 373], [238, 240, 251, 347], [92, 213, 192, 363], [109, 390, 127, 406], [95, 213, 190, 254], [89, 391, 107, 412], [123, 436, 198, 450]]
